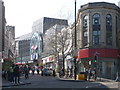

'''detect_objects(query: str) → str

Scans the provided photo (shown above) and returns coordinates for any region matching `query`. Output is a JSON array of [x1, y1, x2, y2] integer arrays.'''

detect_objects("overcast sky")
[[3, 0, 120, 37]]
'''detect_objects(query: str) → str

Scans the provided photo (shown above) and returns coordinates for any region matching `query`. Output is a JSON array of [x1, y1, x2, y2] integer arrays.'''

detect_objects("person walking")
[[53, 69, 56, 77], [88, 68, 92, 81], [69, 66, 73, 78], [66, 66, 70, 78], [24, 65, 29, 79], [37, 67, 40, 75], [31, 66, 35, 75], [9, 66, 14, 83], [13, 65, 20, 84]]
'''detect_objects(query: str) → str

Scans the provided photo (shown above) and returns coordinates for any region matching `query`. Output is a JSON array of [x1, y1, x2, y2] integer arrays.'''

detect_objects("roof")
[[15, 32, 33, 41]]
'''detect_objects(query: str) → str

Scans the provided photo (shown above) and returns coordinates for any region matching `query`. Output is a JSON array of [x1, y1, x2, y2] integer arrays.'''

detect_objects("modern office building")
[[32, 17, 68, 35], [15, 31, 43, 64], [0, 0, 5, 59], [76, 2, 120, 79], [15, 33, 32, 64]]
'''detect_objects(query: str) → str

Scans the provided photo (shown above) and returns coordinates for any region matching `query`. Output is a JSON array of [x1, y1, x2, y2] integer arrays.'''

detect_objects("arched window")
[[83, 15, 88, 46], [83, 15, 88, 28], [92, 13, 101, 45], [106, 14, 112, 45], [106, 14, 112, 26], [93, 14, 100, 25]]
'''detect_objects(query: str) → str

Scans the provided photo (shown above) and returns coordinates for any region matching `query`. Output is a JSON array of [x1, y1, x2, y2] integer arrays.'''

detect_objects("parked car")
[[41, 68, 52, 76]]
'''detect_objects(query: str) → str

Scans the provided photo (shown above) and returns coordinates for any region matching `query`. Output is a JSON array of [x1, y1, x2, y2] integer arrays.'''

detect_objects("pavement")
[[1, 74, 32, 88], [1, 73, 117, 88]]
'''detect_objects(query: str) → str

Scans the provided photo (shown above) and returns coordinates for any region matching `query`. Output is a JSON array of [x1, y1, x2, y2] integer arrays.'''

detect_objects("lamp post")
[[74, 0, 77, 80]]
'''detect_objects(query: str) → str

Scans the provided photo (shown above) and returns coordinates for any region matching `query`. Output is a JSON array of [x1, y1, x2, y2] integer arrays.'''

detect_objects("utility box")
[[77, 72, 85, 80]]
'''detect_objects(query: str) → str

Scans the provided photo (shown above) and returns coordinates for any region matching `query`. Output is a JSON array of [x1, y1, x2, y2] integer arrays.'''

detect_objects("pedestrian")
[[13, 65, 20, 84], [85, 69, 88, 81], [88, 68, 92, 81], [69, 66, 73, 78], [31, 66, 35, 75], [66, 66, 70, 78], [9, 66, 14, 83], [92, 68, 97, 80], [24, 65, 29, 79], [37, 67, 40, 75], [53, 69, 56, 77]]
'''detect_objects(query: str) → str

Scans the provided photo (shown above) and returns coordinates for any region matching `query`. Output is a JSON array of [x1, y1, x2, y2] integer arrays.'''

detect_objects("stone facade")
[[77, 2, 120, 79]]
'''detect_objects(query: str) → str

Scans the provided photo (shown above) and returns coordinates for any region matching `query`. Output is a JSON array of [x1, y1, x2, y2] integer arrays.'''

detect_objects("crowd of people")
[[2, 64, 57, 84], [2, 64, 97, 83], [58, 66, 97, 81]]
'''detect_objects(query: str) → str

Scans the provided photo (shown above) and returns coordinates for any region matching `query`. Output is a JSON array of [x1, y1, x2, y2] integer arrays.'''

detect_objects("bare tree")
[[43, 25, 72, 73]]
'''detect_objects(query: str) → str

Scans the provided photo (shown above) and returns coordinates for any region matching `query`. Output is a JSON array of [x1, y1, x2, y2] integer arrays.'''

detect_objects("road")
[[2, 74, 119, 89]]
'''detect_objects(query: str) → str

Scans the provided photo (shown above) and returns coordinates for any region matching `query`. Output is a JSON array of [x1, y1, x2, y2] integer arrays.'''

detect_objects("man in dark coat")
[[13, 65, 20, 84]]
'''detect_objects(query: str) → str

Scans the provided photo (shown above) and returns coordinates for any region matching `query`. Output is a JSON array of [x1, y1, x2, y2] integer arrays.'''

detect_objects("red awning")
[[78, 48, 119, 59], [15, 63, 26, 65]]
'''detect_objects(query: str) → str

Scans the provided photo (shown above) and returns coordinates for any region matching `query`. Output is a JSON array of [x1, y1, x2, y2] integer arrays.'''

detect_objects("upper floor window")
[[106, 14, 112, 45], [92, 13, 101, 45], [106, 14, 112, 26], [83, 15, 88, 28], [93, 14, 100, 25]]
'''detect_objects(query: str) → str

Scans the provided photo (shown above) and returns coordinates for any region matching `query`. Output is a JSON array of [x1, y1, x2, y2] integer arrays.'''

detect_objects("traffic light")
[[93, 55, 98, 63]]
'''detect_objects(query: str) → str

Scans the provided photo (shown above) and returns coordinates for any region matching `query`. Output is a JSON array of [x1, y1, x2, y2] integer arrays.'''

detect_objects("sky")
[[3, 0, 120, 37]]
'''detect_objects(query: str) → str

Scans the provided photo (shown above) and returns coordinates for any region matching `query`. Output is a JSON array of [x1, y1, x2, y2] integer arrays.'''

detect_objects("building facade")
[[5, 26, 15, 59], [30, 32, 43, 62], [76, 2, 120, 79], [15, 33, 32, 64], [2, 25, 15, 71], [0, 0, 5, 59]]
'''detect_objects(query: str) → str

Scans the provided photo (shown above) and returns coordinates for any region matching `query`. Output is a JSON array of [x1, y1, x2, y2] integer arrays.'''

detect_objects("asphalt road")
[[2, 74, 119, 89]]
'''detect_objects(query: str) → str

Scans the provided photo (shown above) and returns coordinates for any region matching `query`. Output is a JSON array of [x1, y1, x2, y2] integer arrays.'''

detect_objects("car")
[[41, 68, 52, 76]]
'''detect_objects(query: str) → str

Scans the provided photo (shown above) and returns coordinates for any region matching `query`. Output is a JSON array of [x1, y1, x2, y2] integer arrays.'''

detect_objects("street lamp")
[[74, 0, 77, 80]]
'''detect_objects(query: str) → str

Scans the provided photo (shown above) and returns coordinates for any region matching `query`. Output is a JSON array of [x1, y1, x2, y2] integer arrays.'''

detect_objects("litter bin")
[[77, 72, 85, 80]]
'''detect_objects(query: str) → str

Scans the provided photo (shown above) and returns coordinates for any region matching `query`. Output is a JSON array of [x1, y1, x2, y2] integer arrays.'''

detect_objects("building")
[[5, 26, 15, 59], [15, 32, 43, 64], [30, 31, 43, 62], [76, 2, 120, 79], [0, 0, 5, 59], [43, 24, 68, 69], [3, 25, 15, 71], [32, 17, 68, 35], [15, 33, 32, 64]]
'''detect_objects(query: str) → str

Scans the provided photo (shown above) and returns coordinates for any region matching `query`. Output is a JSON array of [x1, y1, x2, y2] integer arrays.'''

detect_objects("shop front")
[[78, 48, 119, 79], [42, 55, 55, 69]]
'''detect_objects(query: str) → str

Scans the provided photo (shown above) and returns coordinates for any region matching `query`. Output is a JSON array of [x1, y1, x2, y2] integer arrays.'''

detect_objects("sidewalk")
[[2, 75, 31, 87], [56, 73, 116, 82]]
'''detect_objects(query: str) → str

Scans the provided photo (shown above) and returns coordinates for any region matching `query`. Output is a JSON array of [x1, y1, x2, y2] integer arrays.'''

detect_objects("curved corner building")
[[77, 2, 120, 79]]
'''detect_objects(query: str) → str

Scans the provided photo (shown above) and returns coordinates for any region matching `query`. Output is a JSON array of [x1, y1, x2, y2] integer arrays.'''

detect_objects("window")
[[92, 13, 101, 45], [83, 15, 88, 46], [83, 31, 87, 37], [93, 14, 100, 25], [106, 14, 112, 26], [93, 31, 100, 45], [83, 15, 88, 28], [106, 14, 112, 45]]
